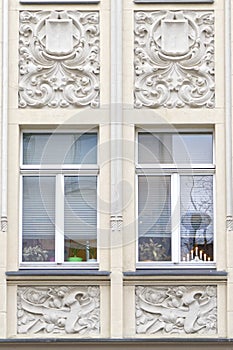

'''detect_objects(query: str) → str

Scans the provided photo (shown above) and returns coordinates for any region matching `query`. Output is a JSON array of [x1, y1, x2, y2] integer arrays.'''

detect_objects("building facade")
[[0, 0, 233, 349]]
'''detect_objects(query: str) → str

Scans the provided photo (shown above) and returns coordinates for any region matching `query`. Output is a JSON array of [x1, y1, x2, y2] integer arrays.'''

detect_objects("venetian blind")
[[138, 175, 171, 237], [64, 176, 97, 241], [23, 133, 97, 165], [22, 176, 56, 239], [138, 133, 213, 164]]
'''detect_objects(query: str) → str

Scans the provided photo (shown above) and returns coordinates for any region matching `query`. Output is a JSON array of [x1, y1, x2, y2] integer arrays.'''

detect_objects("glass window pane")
[[138, 176, 171, 261], [23, 133, 97, 165], [180, 175, 213, 262], [22, 176, 55, 262], [64, 176, 97, 262], [138, 133, 213, 164]]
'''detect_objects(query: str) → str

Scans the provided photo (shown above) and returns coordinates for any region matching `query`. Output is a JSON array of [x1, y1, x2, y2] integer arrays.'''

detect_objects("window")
[[137, 131, 215, 267], [21, 132, 98, 267]]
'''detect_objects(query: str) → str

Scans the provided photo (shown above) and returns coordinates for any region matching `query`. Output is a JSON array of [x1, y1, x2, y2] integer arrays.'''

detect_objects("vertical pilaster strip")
[[226, 0, 233, 339], [1, 0, 8, 232], [110, 0, 123, 338], [225, 0, 233, 231], [0, 0, 8, 338], [110, 0, 123, 217]]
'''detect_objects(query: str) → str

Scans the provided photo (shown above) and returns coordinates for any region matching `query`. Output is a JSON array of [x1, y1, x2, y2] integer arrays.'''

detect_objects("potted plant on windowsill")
[[67, 248, 83, 262]]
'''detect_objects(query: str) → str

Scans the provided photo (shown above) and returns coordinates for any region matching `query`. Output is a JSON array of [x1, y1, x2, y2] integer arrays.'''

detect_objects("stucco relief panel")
[[17, 286, 100, 335], [134, 11, 215, 108], [19, 11, 100, 108], [136, 285, 217, 335]]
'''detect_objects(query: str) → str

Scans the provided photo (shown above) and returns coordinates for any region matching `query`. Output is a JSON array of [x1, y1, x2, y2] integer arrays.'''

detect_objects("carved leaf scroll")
[[136, 285, 217, 335], [17, 286, 100, 335], [19, 10, 100, 108], [134, 11, 215, 108]]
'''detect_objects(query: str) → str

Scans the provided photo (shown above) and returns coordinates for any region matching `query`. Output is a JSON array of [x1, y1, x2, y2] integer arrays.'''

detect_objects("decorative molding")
[[19, 10, 100, 108], [1, 216, 8, 232], [17, 286, 100, 334], [136, 285, 217, 335], [110, 215, 123, 232], [134, 11, 215, 108], [226, 216, 233, 232]]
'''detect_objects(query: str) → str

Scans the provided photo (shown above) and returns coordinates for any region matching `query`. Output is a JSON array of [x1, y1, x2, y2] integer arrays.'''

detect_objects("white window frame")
[[19, 129, 99, 269], [136, 128, 216, 269]]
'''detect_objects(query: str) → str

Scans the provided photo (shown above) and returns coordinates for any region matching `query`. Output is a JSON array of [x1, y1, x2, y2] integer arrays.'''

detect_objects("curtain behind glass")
[[23, 133, 97, 165], [138, 133, 213, 164]]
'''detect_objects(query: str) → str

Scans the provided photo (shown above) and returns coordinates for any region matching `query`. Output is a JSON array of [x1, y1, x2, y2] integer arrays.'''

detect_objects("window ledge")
[[123, 270, 227, 284], [6, 270, 111, 284], [0, 338, 232, 345]]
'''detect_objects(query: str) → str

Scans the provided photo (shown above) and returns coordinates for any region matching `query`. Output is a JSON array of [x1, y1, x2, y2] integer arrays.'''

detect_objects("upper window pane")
[[138, 133, 213, 164], [23, 133, 97, 165]]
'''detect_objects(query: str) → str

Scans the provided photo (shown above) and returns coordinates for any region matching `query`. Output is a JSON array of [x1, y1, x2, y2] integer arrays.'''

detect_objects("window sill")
[[6, 270, 111, 284], [125, 269, 227, 276], [19, 262, 99, 269], [136, 262, 216, 269], [123, 269, 227, 284]]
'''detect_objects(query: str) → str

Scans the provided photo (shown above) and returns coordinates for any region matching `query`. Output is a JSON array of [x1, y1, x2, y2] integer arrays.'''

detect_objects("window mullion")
[[56, 174, 64, 264], [171, 173, 180, 263]]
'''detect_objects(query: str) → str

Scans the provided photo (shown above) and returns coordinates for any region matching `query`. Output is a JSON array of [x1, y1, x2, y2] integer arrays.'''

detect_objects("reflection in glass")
[[180, 176, 213, 262]]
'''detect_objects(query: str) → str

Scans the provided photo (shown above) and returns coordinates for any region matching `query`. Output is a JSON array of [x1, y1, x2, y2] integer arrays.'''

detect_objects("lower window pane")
[[64, 176, 97, 262], [22, 176, 56, 262], [138, 176, 171, 261], [180, 175, 213, 262], [138, 236, 171, 262]]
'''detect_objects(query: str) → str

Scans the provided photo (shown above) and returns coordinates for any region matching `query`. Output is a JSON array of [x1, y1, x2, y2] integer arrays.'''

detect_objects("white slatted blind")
[[138, 176, 171, 237], [138, 133, 213, 164], [23, 133, 97, 165], [23, 176, 56, 239], [64, 176, 97, 241]]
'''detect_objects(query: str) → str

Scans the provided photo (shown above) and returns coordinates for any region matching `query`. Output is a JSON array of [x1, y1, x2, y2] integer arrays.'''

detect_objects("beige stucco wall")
[[0, 0, 232, 344]]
